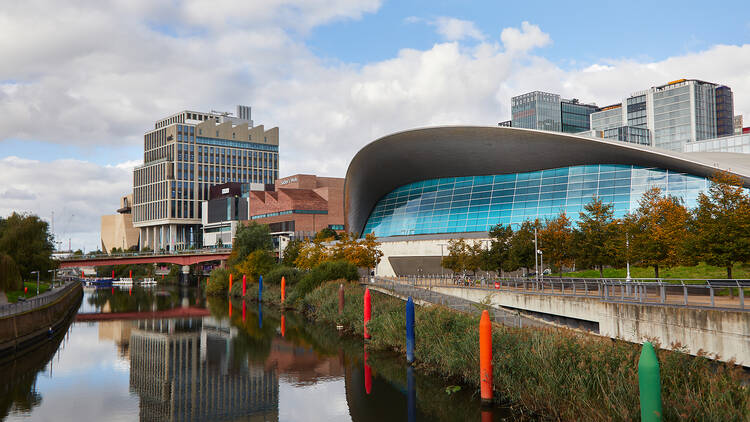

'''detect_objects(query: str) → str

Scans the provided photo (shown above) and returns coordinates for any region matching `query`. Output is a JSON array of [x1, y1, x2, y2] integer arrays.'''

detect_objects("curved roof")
[[344, 126, 750, 236]]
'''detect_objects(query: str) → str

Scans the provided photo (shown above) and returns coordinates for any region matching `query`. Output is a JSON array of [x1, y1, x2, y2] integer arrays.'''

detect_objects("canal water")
[[0, 286, 516, 421]]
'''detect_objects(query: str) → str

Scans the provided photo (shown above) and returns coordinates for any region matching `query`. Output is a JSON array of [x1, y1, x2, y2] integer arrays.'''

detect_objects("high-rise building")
[[590, 79, 733, 151], [133, 105, 279, 251], [511, 91, 598, 133]]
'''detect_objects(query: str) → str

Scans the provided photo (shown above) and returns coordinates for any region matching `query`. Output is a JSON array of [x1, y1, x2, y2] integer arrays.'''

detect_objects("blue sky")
[[1, 0, 749, 251]]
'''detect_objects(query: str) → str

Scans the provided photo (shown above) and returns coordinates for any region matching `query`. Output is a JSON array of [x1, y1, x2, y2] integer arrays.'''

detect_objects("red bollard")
[[112, 270, 115, 278], [129, 288, 132, 296], [229, 300, 232, 318], [242, 274, 246, 296], [364, 288, 371, 339], [281, 315, 286, 337], [338, 284, 345, 314], [242, 301, 246, 322], [111, 287, 115, 295], [24, 287, 28, 294], [480, 310, 493, 405], [129, 270, 132, 279], [281, 277, 286, 304]]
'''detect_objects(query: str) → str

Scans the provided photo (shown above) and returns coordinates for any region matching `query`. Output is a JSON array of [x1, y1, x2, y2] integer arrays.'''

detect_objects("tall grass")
[[299, 282, 749, 421]]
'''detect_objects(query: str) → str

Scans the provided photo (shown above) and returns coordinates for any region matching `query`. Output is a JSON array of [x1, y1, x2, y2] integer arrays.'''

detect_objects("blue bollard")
[[407, 365, 416, 422], [259, 275, 263, 302], [406, 296, 415, 363]]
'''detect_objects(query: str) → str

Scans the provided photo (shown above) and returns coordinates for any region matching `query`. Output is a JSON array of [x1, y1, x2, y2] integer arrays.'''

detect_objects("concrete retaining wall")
[[0, 283, 83, 357], [434, 286, 750, 366]]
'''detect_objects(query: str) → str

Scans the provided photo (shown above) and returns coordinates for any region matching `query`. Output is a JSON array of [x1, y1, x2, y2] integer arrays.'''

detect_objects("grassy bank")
[[4, 281, 52, 303], [290, 281, 748, 421], [563, 261, 750, 280]]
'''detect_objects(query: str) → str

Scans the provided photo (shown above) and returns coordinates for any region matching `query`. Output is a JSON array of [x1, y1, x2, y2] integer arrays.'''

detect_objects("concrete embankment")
[[432, 286, 750, 366], [0, 283, 83, 359]]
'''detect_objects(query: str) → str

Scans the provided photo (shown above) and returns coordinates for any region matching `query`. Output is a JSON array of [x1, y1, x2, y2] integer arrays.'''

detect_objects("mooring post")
[[281, 314, 286, 337], [259, 275, 263, 302], [229, 273, 233, 293], [338, 284, 345, 314], [242, 300, 246, 322], [479, 310, 493, 405], [364, 344, 372, 394], [242, 274, 247, 297], [406, 296, 415, 363], [281, 276, 286, 304], [639, 341, 662, 421], [364, 288, 371, 339]]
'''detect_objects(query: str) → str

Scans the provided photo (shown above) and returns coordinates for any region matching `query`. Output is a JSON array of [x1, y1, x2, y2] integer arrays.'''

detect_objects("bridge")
[[57, 249, 232, 268], [76, 307, 211, 322]]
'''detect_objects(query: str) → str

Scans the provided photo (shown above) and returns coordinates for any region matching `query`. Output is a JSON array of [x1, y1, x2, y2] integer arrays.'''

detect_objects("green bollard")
[[638, 341, 662, 421]]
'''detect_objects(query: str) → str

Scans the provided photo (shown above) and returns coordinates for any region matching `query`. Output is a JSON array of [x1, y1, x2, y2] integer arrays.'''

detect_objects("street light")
[[625, 233, 631, 282], [47, 269, 55, 289], [30, 271, 40, 295], [437, 243, 447, 279]]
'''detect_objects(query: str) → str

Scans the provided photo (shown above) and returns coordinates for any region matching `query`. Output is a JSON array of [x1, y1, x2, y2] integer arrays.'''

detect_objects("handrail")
[[0, 280, 81, 318], [56, 248, 233, 261], [375, 275, 748, 311]]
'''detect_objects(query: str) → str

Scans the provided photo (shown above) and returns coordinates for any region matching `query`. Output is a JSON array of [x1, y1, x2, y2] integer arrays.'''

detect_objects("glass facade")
[[715, 86, 734, 137], [652, 80, 716, 151], [683, 133, 750, 153], [561, 101, 598, 133], [590, 106, 624, 131], [511, 91, 562, 131], [362, 165, 710, 238], [601, 126, 650, 145]]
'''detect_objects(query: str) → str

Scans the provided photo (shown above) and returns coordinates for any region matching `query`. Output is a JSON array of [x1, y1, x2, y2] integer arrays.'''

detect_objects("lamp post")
[[438, 243, 447, 279], [47, 269, 55, 289], [626, 233, 631, 282], [533, 228, 539, 282], [537, 249, 544, 282], [30, 271, 40, 295]]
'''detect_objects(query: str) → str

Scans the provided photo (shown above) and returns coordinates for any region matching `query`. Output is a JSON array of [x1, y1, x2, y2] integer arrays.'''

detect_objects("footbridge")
[[57, 249, 231, 268], [372, 276, 750, 366]]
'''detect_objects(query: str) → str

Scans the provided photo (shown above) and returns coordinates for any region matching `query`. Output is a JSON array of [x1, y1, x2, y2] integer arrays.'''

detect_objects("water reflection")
[[2, 288, 517, 421]]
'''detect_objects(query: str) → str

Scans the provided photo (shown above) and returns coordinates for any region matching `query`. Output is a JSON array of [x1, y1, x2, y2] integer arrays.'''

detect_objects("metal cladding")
[[344, 126, 750, 236]]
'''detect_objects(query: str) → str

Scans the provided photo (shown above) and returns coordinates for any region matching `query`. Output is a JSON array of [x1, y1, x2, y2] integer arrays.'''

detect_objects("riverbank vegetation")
[[0, 213, 56, 296], [292, 282, 748, 421], [444, 171, 750, 279]]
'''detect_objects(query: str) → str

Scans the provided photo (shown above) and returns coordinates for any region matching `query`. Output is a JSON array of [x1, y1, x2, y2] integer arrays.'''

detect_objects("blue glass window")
[[362, 165, 712, 237]]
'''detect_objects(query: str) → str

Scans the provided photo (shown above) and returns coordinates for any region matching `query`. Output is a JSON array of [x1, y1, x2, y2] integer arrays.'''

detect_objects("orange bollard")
[[281, 315, 286, 337], [229, 300, 232, 317], [229, 273, 233, 292], [242, 274, 246, 296], [479, 310, 493, 405], [364, 288, 371, 339], [281, 277, 286, 304]]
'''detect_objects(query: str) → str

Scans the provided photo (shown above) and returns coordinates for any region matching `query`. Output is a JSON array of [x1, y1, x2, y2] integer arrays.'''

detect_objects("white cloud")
[[1, 3, 750, 250], [432, 17, 485, 41], [500, 21, 551, 53]]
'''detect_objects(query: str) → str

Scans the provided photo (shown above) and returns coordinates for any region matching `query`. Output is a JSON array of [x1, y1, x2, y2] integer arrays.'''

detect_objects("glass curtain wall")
[[362, 165, 710, 237]]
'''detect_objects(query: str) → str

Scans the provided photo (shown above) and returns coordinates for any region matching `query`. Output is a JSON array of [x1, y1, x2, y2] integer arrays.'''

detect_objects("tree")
[[441, 238, 470, 276], [626, 188, 690, 278], [235, 250, 276, 282], [281, 239, 303, 267], [315, 227, 340, 241], [0, 253, 22, 292], [539, 212, 573, 275], [575, 197, 621, 277], [692, 171, 750, 278], [0, 212, 55, 280], [509, 219, 541, 275], [294, 238, 330, 270], [230, 222, 272, 266], [486, 224, 515, 274]]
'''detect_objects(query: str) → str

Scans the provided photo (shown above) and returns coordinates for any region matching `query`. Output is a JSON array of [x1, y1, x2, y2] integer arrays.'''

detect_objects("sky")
[[1, 0, 749, 251]]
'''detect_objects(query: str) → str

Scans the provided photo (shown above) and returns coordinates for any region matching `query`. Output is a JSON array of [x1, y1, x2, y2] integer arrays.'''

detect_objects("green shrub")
[[287, 260, 358, 304], [206, 268, 230, 295], [264, 266, 302, 286]]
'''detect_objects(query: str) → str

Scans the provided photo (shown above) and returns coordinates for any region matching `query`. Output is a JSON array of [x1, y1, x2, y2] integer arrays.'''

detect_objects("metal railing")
[[56, 248, 233, 261], [376, 275, 749, 311], [0, 280, 81, 318]]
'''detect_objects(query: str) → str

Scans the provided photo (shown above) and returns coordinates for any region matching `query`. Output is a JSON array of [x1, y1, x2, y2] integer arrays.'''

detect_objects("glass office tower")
[[511, 91, 562, 132], [561, 100, 599, 133]]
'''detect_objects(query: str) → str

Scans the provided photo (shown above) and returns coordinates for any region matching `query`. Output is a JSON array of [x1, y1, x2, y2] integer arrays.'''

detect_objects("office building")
[[590, 79, 734, 151], [344, 126, 750, 276], [200, 182, 263, 248], [511, 91, 598, 133], [100, 194, 140, 253], [133, 105, 279, 251]]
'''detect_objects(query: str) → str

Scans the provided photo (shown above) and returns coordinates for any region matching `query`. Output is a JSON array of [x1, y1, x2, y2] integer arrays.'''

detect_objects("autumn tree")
[[508, 219, 541, 276], [626, 188, 690, 278], [486, 224, 515, 274], [234, 249, 275, 282], [692, 171, 750, 278], [442, 238, 470, 276], [539, 212, 573, 275], [575, 197, 621, 277], [294, 238, 330, 270], [230, 222, 272, 266]]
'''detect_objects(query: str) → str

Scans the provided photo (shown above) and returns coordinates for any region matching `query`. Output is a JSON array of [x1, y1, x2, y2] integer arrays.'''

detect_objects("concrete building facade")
[[133, 105, 279, 251], [100, 194, 140, 253]]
